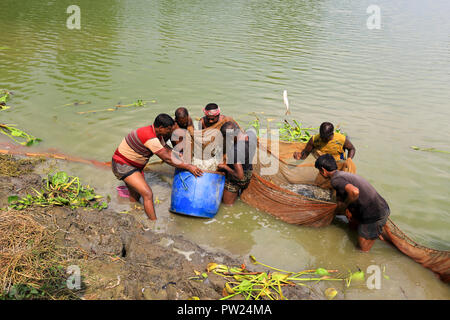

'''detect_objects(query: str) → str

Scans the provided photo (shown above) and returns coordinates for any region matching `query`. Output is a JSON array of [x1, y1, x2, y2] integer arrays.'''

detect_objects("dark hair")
[[205, 103, 219, 111], [220, 121, 238, 137], [154, 113, 175, 128], [315, 154, 337, 171], [320, 122, 334, 138], [175, 107, 189, 118]]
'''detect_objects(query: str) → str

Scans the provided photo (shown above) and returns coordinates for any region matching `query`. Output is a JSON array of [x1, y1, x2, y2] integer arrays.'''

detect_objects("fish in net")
[[279, 183, 334, 202]]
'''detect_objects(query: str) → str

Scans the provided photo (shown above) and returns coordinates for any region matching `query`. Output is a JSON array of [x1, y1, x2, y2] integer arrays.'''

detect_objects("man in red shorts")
[[112, 113, 203, 220]]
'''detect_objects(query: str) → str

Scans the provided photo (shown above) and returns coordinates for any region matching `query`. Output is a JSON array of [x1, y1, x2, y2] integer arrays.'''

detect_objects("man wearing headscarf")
[[199, 103, 227, 129]]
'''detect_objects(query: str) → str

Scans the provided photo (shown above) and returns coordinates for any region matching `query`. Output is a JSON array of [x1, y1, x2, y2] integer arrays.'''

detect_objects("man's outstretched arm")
[[155, 148, 203, 177], [294, 137, 314, 160]]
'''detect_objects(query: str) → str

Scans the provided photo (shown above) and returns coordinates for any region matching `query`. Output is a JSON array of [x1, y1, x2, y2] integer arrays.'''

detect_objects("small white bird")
[[283, 90, 291, 115]]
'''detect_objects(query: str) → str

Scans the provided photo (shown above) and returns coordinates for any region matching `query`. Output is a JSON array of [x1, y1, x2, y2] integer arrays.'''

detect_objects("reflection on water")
[[1, 0, 449, 298]]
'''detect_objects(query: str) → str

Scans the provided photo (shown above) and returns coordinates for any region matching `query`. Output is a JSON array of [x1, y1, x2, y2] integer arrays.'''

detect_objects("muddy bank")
[[0, 155, 320, 300]]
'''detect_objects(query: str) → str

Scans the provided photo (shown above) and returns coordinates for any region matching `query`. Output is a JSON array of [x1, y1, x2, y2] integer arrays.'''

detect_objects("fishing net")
[[240, 138, 355, 227], [382, 218, 450, 283]]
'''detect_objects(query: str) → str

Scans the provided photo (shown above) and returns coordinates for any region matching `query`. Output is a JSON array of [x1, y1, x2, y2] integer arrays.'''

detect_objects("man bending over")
[[218, 121, 257, 205], [112, 113, 203, 220], [315, 154, 390, 252]]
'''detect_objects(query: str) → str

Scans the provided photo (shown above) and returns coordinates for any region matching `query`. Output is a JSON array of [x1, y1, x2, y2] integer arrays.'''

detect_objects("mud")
[[0, 155, 320, 300]]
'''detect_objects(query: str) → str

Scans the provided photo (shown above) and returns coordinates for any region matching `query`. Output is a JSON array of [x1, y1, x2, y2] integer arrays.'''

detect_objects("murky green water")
[[1, 0, 449, 298]]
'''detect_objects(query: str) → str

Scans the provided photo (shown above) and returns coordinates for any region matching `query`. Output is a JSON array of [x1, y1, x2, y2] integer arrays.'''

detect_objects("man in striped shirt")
[[112, 113, 203, 221]]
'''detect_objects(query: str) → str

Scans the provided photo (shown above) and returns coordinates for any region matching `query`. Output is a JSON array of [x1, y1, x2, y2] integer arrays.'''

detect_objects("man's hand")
[[294, 138, 313, 160], [187, 164, 203, 177], [217, 163, 230, 172]]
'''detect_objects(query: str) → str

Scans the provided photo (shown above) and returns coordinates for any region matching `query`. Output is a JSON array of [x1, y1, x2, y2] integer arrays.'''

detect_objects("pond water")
[[1, 0, 449, 299]]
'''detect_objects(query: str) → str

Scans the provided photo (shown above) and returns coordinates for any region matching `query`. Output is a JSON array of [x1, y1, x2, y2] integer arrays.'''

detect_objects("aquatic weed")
[[8, 171, 108, 210]]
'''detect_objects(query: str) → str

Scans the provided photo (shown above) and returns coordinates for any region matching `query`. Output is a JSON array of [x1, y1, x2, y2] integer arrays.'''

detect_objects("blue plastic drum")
[[170, 168, 225, 218]]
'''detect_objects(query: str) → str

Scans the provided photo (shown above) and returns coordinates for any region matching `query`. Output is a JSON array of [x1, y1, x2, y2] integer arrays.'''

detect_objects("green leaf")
[[0, 93, 9, 104], [56, 197, 70, 205], [10, 129, 22, 137], [30, 288, 39, 295], [315, 268, 330, 276], [7, 195, 19, 204], [351, 270, 365, 282], [238, 280, 253, 289], [52, 171, 69, 185], [271, 272, 289, 282]]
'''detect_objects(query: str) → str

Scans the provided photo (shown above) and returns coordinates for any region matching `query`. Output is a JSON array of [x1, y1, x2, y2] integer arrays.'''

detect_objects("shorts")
[[111, 159, 142, 180], [358, 215, 389, 240], [224, 170, 252, 194]]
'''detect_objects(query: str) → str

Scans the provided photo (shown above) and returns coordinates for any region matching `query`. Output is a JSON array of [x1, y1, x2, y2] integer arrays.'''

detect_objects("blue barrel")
[[170, 169, 225, 218]]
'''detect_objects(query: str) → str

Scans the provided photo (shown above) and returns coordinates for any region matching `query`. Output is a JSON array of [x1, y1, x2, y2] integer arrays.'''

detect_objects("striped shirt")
[[112, 125, 165, 169]]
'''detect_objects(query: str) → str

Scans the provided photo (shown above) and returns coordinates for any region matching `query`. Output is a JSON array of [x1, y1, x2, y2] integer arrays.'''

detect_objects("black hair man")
[[314, 154, 390, 252], [199, 103, 227, 129], [294, 122, 356, 161], [172, 107, 194, 151], [217, 121, 257, 205], [174, 107, 194, 130], [112, 113, 203, 220]]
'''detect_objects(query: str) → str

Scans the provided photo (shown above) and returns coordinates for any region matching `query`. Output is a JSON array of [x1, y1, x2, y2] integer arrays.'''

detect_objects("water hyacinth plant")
[[0, 90, 11, 110], [248, 114, 348, 143], [248, 114, 317, 142], [76, 99, 156, 115], [191, 255, 351, 300], [410, 146, 450, 154], [0, 124, 42, 146], [8, 171, 108, 210], [278, 120, 317, 142]]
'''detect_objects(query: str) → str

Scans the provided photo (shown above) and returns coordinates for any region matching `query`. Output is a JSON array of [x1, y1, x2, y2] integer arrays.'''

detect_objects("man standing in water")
[[112, 113, 203, 220], [218, 121, 257, 205], [294, 122, 356, 161], [314, 154, 390, 252]]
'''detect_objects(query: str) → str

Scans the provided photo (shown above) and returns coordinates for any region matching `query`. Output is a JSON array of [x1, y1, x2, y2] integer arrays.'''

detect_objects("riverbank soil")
[[0, 155, 320, 300]]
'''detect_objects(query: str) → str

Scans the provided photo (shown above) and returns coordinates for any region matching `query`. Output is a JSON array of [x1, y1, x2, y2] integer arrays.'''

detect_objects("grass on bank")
[[0, 210, 80, 300]]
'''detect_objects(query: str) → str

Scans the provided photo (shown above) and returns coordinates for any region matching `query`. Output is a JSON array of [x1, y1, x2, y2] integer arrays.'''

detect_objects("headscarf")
[[203, 106, 221, 116]]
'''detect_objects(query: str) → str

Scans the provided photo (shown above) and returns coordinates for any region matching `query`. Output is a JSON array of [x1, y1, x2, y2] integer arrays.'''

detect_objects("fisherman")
[[199, 103, 227, 129], [112, 113, 203, 221], [217, 121, 257, 205], [314, 154, 390, 252], [174, 107, 194, 131], [293, 122, 356, 161], [172, 107, 194, 151]]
